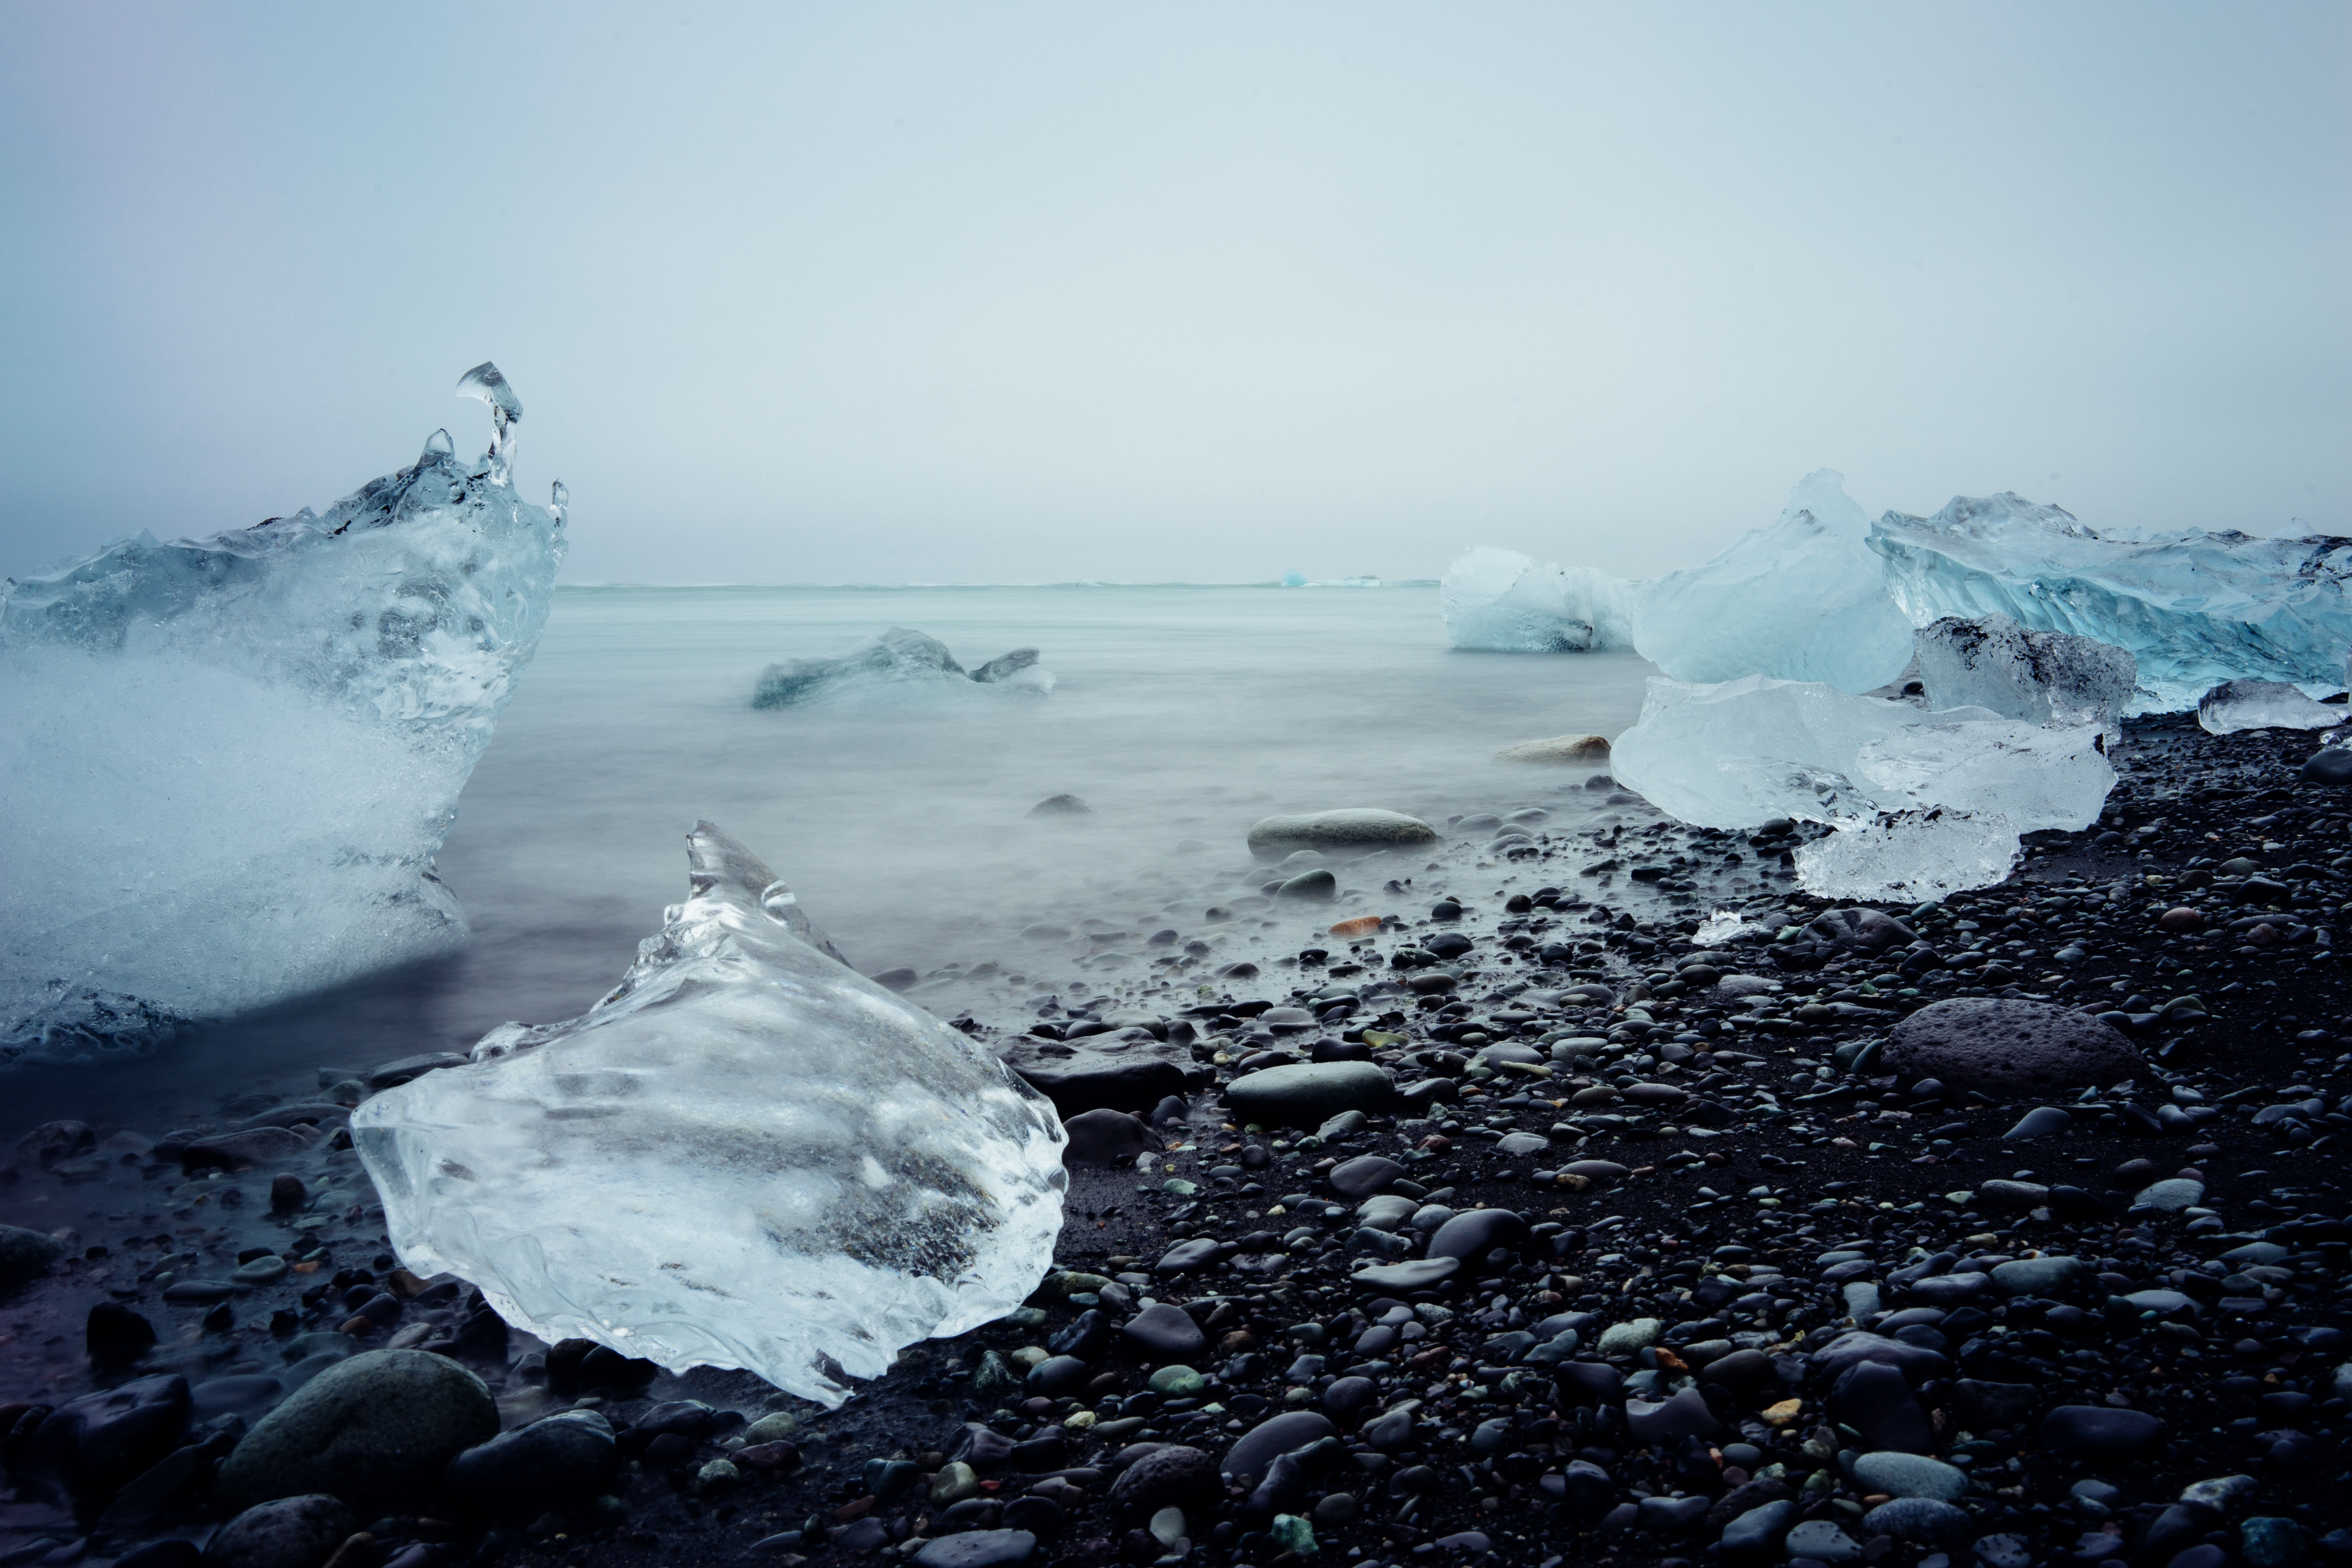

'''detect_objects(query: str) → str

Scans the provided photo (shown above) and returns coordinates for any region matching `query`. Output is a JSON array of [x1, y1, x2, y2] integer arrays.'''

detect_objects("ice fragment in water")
[[1628, 471, 1913, 692], [2196, 678, 2342, 734], [1440, 547, 1633, 652], [1869, 492, 2352, 713], [1610, 674, 2112, 898], [752, 627, 1055, 707], [1913, 612, 2135, 738], [0, 364, 562, 1060], [353, 822, 1067, 1407]]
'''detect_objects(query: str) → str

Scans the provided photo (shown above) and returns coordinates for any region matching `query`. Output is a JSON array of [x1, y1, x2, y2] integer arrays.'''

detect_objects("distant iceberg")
[[0, 364, 565, 1061], [1440, 546, 1634, 652], [751, 627, 1055, 708], [1869, 495, 2352, 713]]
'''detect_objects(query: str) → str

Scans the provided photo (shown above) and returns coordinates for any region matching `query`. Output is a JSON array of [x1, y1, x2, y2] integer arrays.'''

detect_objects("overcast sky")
[[2, 4, 2344, 586]]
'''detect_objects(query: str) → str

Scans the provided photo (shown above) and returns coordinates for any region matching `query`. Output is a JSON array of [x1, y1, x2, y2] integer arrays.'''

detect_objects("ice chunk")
[[2197, 679, 2342, 735], [1870, 493, 2352, 713], [1440, 547, 1633, 652], [1913, 613, 2136, 737], [353, 822, 1067, 1407], [1610, 674, 2113, 897], [1628, 471, 1913, 692], [752, 627, 1055, 707], [1793, 810, 2026, 901], [1694, 909, 1764, 945], [0, 365, 563, 1061]]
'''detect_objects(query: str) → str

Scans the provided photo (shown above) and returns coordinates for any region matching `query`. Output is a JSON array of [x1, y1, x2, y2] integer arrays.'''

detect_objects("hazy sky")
[[2, 4, 2344, 585]]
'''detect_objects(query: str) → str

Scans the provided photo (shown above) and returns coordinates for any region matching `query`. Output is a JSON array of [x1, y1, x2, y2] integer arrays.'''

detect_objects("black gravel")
[[4, 713, 2351, 1568]]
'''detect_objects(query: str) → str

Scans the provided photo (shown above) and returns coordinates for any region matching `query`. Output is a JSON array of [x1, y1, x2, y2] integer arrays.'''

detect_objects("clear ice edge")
[[353, 821, 1068, 1408], [0, 363, 563, 1061]]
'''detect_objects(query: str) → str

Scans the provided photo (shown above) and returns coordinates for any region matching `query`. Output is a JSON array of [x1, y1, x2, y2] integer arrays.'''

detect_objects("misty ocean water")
[[4, 583, 1654, 1128]]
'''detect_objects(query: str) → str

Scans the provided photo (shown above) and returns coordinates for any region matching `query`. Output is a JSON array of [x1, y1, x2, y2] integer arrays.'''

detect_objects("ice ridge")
[[353, 822, 1068, 1406], [1869, 493, 2352, 713], [0, 365, 565, 1061]]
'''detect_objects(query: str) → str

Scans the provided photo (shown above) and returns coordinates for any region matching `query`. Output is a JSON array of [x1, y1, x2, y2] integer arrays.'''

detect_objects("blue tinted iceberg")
[[0, 365, 564, 1061], [1628, 471, 1913, 692], [1869, 494, 2352, 713], [1440, 547, 1633, 652], [354, 822, 1067, 1407]]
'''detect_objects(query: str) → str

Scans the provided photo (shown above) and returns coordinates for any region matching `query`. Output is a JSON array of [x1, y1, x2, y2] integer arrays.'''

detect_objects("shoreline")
[[3, 712, 2348, 1566]]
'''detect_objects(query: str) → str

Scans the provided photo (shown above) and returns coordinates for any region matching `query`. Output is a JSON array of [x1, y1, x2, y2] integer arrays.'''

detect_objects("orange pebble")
[[1328, 915, 1381, 937]]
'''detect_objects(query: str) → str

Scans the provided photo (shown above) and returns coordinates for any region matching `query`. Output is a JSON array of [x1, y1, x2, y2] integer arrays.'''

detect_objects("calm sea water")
[[8, 585, 1658, 1129]]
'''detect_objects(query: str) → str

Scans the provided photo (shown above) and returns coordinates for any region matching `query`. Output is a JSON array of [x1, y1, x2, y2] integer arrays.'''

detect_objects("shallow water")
[[6, 584, 1659, 1131]]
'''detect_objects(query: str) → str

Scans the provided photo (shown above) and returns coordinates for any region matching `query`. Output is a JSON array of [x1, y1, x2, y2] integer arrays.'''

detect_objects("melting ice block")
[[2197, 679, 2342, 735], [1870, 493, 2352, 713], [0, 365, 563, 1061], [753, 627, 1055, 707], [353, 823, 1067, 1406], [1913, 613, 2136, 737], [1440, 547, 1633, 652], [1628, 471, 1914, 692], [1610, 674, 2113, 898]]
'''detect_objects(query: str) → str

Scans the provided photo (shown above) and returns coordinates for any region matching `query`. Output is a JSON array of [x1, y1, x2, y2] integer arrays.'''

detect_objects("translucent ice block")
[[1628, 471, 1914, 693], [0, 365, 564, 1060], [353, 823, 1068, 1406]]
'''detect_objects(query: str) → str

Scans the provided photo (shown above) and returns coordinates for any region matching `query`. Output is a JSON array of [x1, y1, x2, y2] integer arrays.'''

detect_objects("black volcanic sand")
[[4, 711, 2350, 1568]]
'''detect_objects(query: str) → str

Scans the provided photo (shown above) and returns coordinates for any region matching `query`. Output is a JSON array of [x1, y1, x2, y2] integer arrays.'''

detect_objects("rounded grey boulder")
[[214, 1349, 498, 1519], [1883, 998, 2137, 1093], [1246, 810, 1438, 860], [201, 1494, 356, 1568]]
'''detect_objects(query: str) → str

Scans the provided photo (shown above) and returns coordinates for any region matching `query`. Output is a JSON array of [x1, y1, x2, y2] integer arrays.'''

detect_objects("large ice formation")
[[0, 365, 564, 1061], [1440, 547, 1633, 652], [1913, 613, 2136, 737], [1869, 494, 2352, 713], [353, 822, 1068, 1406], [1628, 471, 1914, 693], [752, 627, 1055, 707], [2196, 679, 2342, 735], [1611, 674, 2113, 898]]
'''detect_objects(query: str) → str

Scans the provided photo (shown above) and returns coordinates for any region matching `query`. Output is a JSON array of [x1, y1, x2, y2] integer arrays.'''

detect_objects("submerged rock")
[[1246, 810, 1438, 859], [353, 823, 1067, 1406], [1493, 733, 1612, 764]]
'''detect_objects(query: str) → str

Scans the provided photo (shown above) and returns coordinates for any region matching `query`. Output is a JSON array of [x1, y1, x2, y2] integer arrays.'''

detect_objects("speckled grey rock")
[[0, 1224, 66, 1287], [214, 1349, 497, 1519], [201, 1494, 357, 1568], [1885, 998, 2138, 1093]]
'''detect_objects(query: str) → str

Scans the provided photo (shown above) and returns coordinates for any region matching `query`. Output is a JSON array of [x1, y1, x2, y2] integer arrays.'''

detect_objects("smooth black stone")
[[1120, 1304, 1206, 1363]]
